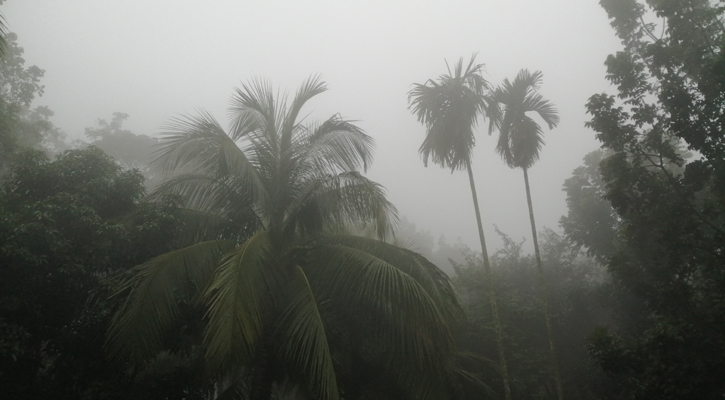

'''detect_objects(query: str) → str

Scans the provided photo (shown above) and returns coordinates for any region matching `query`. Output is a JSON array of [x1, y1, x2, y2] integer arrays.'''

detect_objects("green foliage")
[[0, 147, 186, 398], [3, 147, 144, 217], [573, 0, 725, 397], [0, 33, 66, 172], [560, 150, 620, 260], [0, 95, 18, 162], [454, 230, 614, 400], [392, 217, 468, 276], [0, 33, 44, 108], [85, 112, 162, 188]]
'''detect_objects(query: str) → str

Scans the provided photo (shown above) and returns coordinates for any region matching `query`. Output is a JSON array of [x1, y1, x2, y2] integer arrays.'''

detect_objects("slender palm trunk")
[[523, 167, 563, 400], [465, 158, 511, 400]]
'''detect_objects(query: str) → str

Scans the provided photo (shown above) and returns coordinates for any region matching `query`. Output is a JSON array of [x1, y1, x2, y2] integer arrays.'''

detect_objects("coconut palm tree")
[[408, 56, 512, 400], [488, 69, 562, 400], [107, 76, 466, 400]]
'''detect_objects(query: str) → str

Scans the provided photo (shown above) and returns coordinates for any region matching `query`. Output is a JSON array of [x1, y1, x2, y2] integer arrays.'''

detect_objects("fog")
[[3, 0, 621, 251]]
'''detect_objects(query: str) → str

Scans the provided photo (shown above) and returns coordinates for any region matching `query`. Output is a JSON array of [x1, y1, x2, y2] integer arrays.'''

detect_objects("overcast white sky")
[[4, 0, 622, 253]]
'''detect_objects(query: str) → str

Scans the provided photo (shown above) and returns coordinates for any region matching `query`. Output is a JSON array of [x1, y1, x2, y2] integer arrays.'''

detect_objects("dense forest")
[[1, 1, 724, 399]]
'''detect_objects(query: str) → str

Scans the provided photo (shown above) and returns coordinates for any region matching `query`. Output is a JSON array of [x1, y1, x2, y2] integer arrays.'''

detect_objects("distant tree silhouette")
[[409, 55, 511, 400], [489, 69, 562, 400]]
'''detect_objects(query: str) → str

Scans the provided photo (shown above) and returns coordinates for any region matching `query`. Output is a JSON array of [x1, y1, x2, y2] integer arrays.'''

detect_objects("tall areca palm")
[[488, 69, 562, 400], [107, 76, 465, 400], [409, 56, 512, 400]]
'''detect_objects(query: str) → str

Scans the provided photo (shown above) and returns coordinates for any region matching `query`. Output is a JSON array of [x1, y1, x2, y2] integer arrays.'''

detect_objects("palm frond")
[[204, 231, 280, 370], [273, 265, 339, 400], [284, 172, 398, 241], [522, 91, 559, 129], [297, 114, 374, 175], [150, 173, 242, 212], [281, 75, 328, 151], [172, 207, 254, 245], [298, 238, 467, 400], [300, 240, 457, 367], [494, 111, 514, 167], [229, 78, 280, 157], [154, 111, 227, 173], [447, 351, 499, 400], [149, 172, 263, 235], [153, 112, 270, 209], [311, 235, 463, 325], [485, 96, 503, 135], [106, 240, 236, 365], [510, 117, 545, 169]]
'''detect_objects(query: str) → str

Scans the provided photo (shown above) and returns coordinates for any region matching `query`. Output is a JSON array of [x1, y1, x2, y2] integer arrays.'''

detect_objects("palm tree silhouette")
[[409, 56, 512, 400], [489, 69, 562, 400]]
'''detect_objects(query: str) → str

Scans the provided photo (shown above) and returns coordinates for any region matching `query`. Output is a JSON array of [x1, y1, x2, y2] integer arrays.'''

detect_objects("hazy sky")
[[4, 0, 622, 252]]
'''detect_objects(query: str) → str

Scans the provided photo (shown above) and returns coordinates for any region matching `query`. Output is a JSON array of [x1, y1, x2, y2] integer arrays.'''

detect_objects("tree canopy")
[[570, 0, 725, 397]]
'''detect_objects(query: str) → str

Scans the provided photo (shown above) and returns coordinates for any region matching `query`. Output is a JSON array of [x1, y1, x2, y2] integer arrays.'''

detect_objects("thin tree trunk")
[[465, 158, 511, 400], [523, 167, 564, 400]]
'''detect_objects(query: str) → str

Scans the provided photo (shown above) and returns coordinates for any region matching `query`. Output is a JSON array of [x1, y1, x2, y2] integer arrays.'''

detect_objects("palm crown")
[[408, 57, 490, 171], [489, 69, 559, 170], [107, 76, 464, 400]]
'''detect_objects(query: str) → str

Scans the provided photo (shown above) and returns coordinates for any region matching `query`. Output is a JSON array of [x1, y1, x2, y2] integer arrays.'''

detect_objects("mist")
[[3, 0, 620, 251]]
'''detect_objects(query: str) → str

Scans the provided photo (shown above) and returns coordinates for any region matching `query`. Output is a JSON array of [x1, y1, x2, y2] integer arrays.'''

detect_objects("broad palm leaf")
[[489, 69, 563, 400], [409, 55, 512, 400], [108, 76, 464, 400]]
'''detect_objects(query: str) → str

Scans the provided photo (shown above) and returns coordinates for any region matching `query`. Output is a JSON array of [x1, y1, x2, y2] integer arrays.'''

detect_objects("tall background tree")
[[408, 56, 511, 400], [575, 0, 725, 397], [488, 69, 562, 400], [0, 32, 66, 172], [109, 77, 469, 400]]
